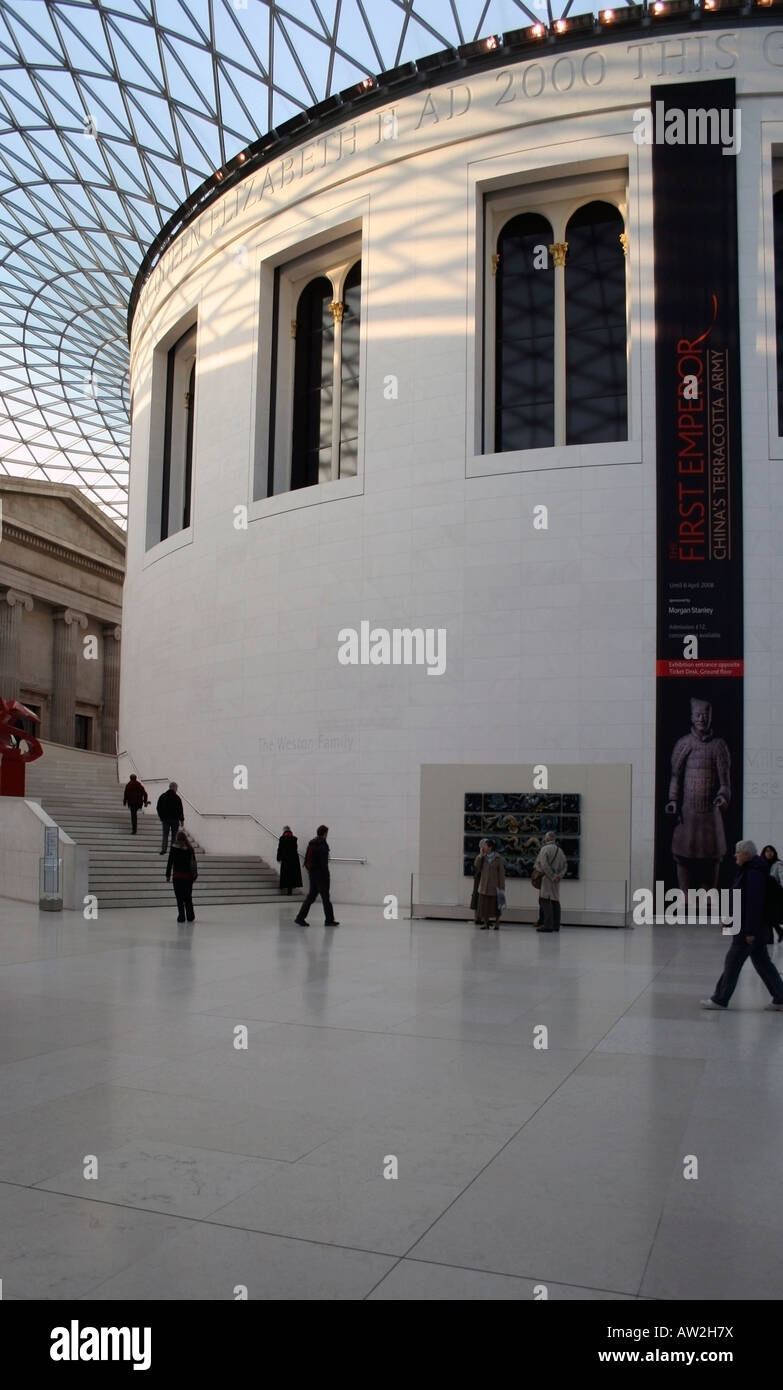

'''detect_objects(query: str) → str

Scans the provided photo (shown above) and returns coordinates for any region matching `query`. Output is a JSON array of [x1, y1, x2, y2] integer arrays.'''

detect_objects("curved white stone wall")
[[123, 23, 783, 909]]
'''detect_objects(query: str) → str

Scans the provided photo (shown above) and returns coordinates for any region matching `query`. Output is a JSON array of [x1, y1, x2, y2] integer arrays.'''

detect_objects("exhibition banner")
[[651, 79, 744, 892]]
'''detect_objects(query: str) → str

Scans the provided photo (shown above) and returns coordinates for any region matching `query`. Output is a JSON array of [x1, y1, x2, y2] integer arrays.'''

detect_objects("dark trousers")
[[298, 873, 336, 924], [542, 898, 561, 931], [161, 818, 180, 852], [172, 877, 194, 921], [128, 804, 139, 832], [712, 936, 783, 1006]]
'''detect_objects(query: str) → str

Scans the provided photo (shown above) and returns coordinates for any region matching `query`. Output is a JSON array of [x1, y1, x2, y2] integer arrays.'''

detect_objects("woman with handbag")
[[474, 838, 505, 930], [165, 829, 197, 923]]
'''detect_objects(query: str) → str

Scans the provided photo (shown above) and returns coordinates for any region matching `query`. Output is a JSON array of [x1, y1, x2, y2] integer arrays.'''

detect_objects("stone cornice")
[[1, 520, 125, 583], [0, 476, 126, 547]]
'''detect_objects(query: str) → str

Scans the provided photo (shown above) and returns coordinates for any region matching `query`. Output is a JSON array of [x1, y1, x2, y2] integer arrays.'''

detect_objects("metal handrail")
[[116, 750, 366, 864]]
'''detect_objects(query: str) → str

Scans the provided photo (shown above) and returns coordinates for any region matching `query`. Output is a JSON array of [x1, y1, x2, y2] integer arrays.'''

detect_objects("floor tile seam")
[[235, 1017, 594, 1056], [400, 1252, 647, 1300], [396, 955, 689, 1264], [0, 1080, 123, 1123], [575, 952, 706, 1300], [22, 1137, 307, 1176], [5, 1178, 402, 1260]]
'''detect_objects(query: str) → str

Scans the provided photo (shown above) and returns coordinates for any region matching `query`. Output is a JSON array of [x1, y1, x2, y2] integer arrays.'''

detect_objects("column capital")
[[548, 242, 568, 269], [102, 623, 121, 642], [0, 587, 33, 611], [54, 608, 88, 629]]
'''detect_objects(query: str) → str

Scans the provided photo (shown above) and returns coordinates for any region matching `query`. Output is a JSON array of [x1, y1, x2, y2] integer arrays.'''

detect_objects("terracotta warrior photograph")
[[665, 696, 731, 892]]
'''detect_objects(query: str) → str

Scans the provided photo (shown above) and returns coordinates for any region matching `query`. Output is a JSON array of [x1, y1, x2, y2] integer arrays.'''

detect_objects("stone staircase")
[[25, 745, 294, 909]]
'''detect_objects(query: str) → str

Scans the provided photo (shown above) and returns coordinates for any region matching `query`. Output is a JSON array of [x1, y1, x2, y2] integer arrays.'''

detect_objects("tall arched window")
[[774, 189, 783, 436], [265, 237, 362, 498], [291, 276, 334, 490], [339, 260, 361, 479], [495, 213, 555, 452], [565, 201, 627, 444], [160, 322, 197, 540], [486, 177, 628, 455]]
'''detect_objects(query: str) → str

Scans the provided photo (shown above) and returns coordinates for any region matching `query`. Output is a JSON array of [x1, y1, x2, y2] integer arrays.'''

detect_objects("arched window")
[[265, 238, 362, 498], [486, 177, 628, 456], [339, 260, 361, 479], [774, 189, 783, 436], [565, 201, 627, 444], [291, 276, 334, 490], [495, 213, 555, 452], [160, 322, 197, 539]]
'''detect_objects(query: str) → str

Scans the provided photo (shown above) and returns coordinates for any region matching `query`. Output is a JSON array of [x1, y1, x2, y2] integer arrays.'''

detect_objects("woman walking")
[[165, 829, 197, 923], [276, 826, 303, 895], [474, 838, 505, 930], [762, 844, 783, 944]]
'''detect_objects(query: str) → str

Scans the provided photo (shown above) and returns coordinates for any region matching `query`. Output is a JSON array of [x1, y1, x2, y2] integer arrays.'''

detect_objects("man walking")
[[534, 830, 567, 933], [702, 839, 783, 1011], [156, 781, 184, 855], [294, 825, 339, 927], [122, 773, 148, 834]]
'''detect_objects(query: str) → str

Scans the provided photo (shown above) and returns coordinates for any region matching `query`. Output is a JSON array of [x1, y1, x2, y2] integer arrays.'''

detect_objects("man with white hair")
[[702, 840, 783, 1010], [534, 830, 568, 933]]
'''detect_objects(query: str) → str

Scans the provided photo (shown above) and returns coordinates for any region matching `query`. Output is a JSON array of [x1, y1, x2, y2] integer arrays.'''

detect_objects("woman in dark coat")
[[762, 844, 783, 944], [165, 829, 197, 923], [277, 826, 302, 894]]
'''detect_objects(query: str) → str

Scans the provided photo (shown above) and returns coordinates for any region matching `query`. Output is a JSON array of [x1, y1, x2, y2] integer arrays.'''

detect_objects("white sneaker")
[[700, 999, 724, 1010], [764, 1002, 783, 1011]]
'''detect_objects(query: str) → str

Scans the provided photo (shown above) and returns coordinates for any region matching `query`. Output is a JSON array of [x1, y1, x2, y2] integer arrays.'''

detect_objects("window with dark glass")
[[495, 213, 555, 452], [565, 201, 627, 445], [774, 189, 783, 436], [273, 251, 362, 497], [291, 277, 334, 490], [339, 261, 361, 479], [160, 322, 197, 540]]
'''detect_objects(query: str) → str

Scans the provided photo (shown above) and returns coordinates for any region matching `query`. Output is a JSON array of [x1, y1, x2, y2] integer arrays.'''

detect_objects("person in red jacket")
[[122, 773, 149, 834]]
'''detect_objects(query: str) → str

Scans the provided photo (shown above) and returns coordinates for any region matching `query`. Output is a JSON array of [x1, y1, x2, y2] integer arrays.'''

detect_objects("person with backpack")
[[165, 829, 197, 923], [122, 773, 149, 834], [294, 825, 339, 927], [762, 844, 783, 944]]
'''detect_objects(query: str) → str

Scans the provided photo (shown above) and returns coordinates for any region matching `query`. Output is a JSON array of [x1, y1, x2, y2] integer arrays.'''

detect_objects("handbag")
[[530, 867, 543, 890], [188, 850, 198, 881], [496, 889, 506, 913]]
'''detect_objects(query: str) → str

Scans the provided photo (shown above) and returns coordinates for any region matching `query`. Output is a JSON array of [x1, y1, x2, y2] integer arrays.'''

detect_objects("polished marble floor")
[[0, 896, 781, 1301]]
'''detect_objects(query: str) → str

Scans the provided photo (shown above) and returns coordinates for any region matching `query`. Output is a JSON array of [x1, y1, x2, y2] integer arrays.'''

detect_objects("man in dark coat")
[[123, 773, 149, 834], [156, 782, 184, 855], [294, 824, 339, 926], [702, 840, 783, 1010], [276, 826, 302, 894]]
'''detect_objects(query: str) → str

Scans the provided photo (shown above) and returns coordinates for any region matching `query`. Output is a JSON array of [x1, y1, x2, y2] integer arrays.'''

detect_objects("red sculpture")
[[0, 699, 43, 796]]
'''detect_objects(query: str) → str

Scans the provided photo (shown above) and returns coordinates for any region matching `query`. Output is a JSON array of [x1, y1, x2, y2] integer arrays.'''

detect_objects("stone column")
[[0, 588, 33, 702], [50, 608, 87, 746], [101, 624, 121, 754]]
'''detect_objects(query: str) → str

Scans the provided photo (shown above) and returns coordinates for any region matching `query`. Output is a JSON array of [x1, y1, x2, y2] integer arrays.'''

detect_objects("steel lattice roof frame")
[[0, 0, 640, 524]]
